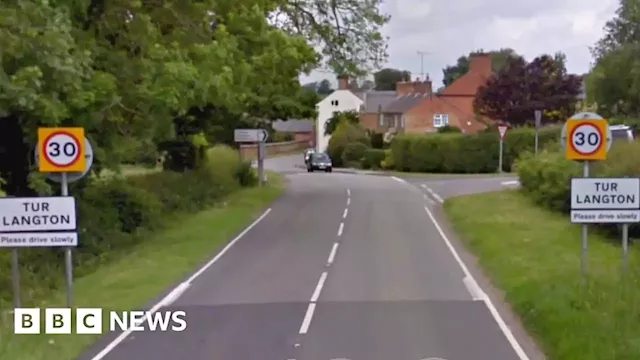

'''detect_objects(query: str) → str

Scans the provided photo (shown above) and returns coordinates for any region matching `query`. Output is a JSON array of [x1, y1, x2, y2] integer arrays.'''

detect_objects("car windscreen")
[[312, 154, 330, 162], [611, 129, 630, 141]]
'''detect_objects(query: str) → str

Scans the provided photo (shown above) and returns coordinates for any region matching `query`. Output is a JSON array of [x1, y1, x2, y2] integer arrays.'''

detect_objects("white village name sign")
[[571, 178, 640, 223], [0, 197, 78, 247]]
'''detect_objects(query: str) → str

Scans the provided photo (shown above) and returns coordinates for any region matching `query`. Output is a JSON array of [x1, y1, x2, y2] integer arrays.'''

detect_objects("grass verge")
[[444, 190, 640, 360], [0, 172, 285, 360]]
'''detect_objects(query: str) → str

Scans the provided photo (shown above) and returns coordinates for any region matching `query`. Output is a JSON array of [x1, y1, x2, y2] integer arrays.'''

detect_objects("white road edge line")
[[343, 208, 348, 219], [422, 184, 445, 204], [299, 303, 317, 334], [501, 180, 519, 186], [423, 206, 530, 360], [327, 242, 339, 265], [159, 282, 191, 307], [89, 208, 273, 360], [391, 176, 406, 183], [337, 222, 344, 237], [463, 276, 484, 301], [347, 188, 351, 197], [347, 197, 351, 206], [310, 272, 328, 302]]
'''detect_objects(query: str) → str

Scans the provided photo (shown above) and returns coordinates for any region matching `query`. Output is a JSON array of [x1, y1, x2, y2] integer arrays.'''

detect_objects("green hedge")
[[327, 122, 369, 167], [361, 148, 386, 169], [390, 126, 561, 173], [0, 145, 254, 305], [515, 140, 640, 238]]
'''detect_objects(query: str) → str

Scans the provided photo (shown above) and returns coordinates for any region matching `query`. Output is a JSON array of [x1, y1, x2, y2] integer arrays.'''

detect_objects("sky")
[[299, 0, 619, 89]]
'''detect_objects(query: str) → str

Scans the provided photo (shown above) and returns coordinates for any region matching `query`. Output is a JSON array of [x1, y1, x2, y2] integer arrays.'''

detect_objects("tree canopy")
[[0, 0, 390, 196], [587, 0, 640, 117], [442, 49, 518, 86], [373, 68, 411, 91], [473, 55, 582, 126]]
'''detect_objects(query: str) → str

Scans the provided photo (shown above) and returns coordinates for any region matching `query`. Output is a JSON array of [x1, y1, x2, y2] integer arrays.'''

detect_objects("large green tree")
[[588, 0, 640, 117], [373, 68, 411, 90], [0, 0, 390, 195]]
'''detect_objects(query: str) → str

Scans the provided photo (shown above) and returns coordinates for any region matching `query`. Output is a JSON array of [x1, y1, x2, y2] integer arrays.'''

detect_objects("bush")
[[370, 132, 384, 149], [342, 142, 369, 166], [380, 149, 394, 169], [0, 144, 248, 304], [437, 125, 462, 133], [327, 122, 369, 167], [390, 126, 561, 173], [515, 140, 640, 239], [361, 148, 386, 169]]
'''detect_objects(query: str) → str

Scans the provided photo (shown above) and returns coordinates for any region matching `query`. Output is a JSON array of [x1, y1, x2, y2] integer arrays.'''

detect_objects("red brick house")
[[351, 54, 494, 134], [405, 54, 493, 133]]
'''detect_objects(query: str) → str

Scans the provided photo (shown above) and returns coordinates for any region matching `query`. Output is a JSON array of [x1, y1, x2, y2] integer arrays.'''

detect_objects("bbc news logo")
[[13, 308, 187, 334]]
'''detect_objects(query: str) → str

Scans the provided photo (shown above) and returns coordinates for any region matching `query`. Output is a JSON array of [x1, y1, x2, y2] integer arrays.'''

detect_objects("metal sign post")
[[11, 248, 20, 307], [563, 112, 613, 280], [234, 129, 269, 187], [498, 125, 508, 173], [35, 127, 91, 308], [534, 110, 542, 155]]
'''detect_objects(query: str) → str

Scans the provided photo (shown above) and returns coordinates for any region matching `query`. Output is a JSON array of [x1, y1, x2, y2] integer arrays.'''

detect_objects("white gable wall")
[[316, 90, 363, 152]]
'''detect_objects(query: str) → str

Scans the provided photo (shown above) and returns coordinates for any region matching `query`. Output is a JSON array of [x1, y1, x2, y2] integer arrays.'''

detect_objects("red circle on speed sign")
[[568, 123, 604, 156], [42, 131, 82, 168]]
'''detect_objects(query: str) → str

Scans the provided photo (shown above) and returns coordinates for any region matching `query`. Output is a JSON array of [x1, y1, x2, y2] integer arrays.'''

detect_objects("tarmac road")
[[80, 155, 540, 360]]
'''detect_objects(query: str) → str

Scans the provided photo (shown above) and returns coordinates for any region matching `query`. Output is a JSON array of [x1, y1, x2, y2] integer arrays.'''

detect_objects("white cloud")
[[300, 0, 618, 87]]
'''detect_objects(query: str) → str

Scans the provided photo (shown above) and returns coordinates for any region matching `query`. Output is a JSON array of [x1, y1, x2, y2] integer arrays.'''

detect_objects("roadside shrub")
[[327, 122, 369, 167], [390, 126, 561, 173], [437, 125, 462, 133], [1, 145, 248, 305], [370, 132, 384, 149], [361, 148, 386, 169], [342, 142, 369, 166], [380, 149, 394, 169], [514, 150, 579, 213], [515, 140, 640, 239], [235, 161, 258, 186]]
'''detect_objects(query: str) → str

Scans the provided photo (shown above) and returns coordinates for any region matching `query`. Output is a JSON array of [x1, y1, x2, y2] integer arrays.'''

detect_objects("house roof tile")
[[272, 119, 314, 133], [382, 93, 430, 113]]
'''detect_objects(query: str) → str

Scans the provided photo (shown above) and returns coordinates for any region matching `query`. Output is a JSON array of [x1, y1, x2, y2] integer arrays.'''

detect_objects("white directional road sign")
[[0, 197, 77, 232], [570, 178, 640, 223], [234, 129, 269, 143]]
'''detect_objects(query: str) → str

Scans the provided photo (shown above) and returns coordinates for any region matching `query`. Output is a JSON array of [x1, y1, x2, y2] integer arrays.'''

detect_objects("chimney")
[[337, 74, 349, 90], [396, 80, 414, 95], [469, 54, 492, 75], [412, 75, 432, 95]]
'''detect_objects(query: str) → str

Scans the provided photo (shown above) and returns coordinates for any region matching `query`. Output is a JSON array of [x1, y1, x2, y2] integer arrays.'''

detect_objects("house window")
[[401, 115, 405, 128], [433, 114, 449, 128], [331, 100, 339, 106], [379, 113, 384, 127]]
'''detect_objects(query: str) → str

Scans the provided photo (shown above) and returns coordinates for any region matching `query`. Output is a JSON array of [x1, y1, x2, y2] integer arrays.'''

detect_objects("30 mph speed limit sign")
[[561, 113, 610, 161], [37, 127, 86, 172]]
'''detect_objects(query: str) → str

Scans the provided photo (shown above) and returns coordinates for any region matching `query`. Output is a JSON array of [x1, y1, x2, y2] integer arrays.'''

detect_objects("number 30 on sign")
[[38, 128, 86, 172], [565, 119, 608, 161]]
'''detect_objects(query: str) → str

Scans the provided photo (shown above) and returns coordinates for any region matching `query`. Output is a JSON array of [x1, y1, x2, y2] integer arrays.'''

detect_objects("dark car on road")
[[307, 152, 332, 172]]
